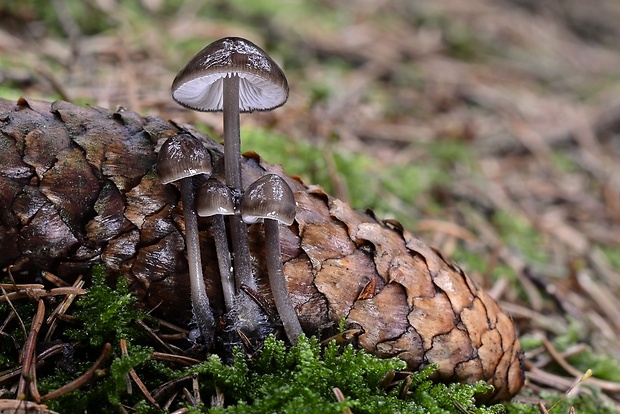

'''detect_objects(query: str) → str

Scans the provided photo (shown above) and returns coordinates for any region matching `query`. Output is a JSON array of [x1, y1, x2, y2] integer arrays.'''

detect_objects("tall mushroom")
[[196, 178, 235, 312], [240, 174, 303, 344], [171, 37, 289, 336], [156, 133, 215, 342]]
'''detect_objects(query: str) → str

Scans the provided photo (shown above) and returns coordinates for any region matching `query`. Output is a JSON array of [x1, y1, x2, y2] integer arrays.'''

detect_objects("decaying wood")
[[0, 97, 524, 402]]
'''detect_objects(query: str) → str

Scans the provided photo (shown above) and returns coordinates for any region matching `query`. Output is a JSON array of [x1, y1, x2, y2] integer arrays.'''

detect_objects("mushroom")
[[196, 178, 235, 312], [240, 174, 303, 344], [171, 37, 289, 302], [156, 133, 215, 342]]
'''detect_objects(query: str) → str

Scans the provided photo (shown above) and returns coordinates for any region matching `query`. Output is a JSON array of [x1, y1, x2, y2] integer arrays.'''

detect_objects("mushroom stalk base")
[[264, 219, 303, 344], [180, 178, 215, 341]]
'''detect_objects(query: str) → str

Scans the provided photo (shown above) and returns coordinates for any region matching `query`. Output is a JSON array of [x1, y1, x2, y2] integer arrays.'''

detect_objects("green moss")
[[599, 246, 620, 271], [247, 132, 380, 210], [0, 300, 34, 368], [428, 139, 475, 166], [549, 150, 580, 173], [240, 127, 382, 212], [562, 348, 620, 383], [504, 389, 617, 414], [241, 127, 325, 182], [240, 127, 470, 229], [443, 23, 489, 61], [33, 265, 152, 412], [9, 265, 511, 412], [553, 320, 587, 351], [492, 211, 549, 265], [379, 163, 439, 205], [66, 264, 143, 347], [210, 0, 346, 34], [516, 334, 543, 353], [179, 335, 504, 413], [41, 344, 155, 413]]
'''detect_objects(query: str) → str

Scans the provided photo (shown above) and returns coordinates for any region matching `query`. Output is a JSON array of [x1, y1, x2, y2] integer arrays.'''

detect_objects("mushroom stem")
[[228, 216, 255, 290], [263, 218, 303, 344], [222, 74, 256, 293], [179, 178, 215, 341], [223, 73, 242, 190], [211, 214, 235, 312]]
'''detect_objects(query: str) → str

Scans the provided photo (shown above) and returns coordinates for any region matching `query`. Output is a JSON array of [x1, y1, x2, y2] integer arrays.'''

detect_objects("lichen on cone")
[[0, 97, 524, 402]]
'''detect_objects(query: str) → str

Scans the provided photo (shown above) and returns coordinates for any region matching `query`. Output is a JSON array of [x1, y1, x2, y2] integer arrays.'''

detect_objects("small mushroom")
[[196, 178, 235, 312], [171, 37, 289, 302], [156, 133, 215, 342], [196, 178, 235, 216], [240, 174, 303, 344]]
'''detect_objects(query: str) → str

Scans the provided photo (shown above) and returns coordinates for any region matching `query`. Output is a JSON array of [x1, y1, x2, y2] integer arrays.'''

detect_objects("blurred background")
[[2, 0, 620, 408]]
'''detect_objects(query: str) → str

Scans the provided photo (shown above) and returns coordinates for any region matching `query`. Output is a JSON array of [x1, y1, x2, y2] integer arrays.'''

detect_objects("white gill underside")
[[173, 72, 287, 112]]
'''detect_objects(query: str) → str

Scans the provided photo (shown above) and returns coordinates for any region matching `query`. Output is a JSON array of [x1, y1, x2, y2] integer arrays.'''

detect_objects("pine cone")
[[0, 97, 524, 402]]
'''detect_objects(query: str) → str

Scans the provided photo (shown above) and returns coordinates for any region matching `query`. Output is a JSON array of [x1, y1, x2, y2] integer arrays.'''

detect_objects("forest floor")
[[1, 0, 620, 412]]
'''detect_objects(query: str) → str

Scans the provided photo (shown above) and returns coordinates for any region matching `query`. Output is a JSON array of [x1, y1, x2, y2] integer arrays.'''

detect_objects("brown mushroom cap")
[[171, 37, 289, 113], [156, 134, 212, 184], [196, 178, 235, 217], [240, 174, 296, 225]]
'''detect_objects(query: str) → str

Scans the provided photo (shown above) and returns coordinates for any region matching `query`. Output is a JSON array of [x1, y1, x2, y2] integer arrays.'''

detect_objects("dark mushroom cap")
[[171, 37, 289, 113], [196, 178, 235, 217], [156, 134, 212, 184], [240, 174, 296, 225]]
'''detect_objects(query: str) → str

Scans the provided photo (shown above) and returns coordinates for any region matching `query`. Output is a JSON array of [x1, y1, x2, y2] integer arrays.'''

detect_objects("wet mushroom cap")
[[171, 37, 289, 113], [156, 134, 213, 184], [196, 178, 236, 217], [155, 133, 216, 341], [240, 174, 296, 225]]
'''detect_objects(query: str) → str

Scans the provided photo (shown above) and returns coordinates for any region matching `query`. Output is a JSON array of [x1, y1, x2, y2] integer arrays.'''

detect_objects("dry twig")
[[40, 343, 112, 402], [120, 338, 160, 408]]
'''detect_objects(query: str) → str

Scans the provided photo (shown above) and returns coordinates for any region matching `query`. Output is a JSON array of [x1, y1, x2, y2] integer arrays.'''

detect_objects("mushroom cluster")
[[161, 37, 302, 345]]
